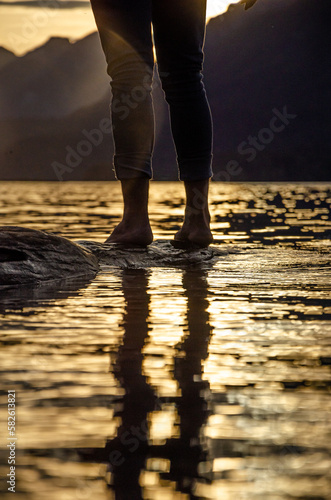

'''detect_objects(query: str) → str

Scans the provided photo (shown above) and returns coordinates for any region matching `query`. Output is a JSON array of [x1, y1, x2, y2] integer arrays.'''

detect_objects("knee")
[[110, 66, 154, 121], [158, 68, 205, 103], [110, 62, 154, 96]]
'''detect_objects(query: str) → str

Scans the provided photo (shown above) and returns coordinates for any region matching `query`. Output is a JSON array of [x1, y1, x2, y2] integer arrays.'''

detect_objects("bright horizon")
[[0, 0, 240, 56]]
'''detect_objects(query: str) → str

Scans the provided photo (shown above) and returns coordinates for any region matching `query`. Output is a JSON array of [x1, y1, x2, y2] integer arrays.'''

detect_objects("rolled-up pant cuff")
[[114, 153, 153, 180], [178, 155, 213, 181]]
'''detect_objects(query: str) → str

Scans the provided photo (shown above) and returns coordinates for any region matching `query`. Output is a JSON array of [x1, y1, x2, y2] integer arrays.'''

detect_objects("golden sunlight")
[[207, 0, 236, 21], [0, 0, 237, 55]]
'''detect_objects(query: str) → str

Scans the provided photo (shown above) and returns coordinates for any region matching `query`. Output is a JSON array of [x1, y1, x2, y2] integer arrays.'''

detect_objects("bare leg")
[[173, 179, 213, 248], [105, 178, 153, 246]]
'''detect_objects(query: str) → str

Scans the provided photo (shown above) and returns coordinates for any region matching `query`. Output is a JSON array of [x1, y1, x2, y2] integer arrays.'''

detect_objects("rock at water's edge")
[[0, 226, 99, 285]]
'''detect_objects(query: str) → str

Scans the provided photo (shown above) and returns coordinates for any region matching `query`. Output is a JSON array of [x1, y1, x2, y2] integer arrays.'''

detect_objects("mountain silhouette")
[[0, 34, 109, 119], [0, 0, 329, 181], [204, 0, 331, 181], [0, 46, 16, 71]]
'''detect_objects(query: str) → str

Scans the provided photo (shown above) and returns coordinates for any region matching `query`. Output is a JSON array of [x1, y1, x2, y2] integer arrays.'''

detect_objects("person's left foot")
[[172, 211, 213, 249], [172, 179, 213, 249]]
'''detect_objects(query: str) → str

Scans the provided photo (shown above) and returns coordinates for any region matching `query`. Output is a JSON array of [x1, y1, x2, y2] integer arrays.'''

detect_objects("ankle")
[[120, 177, 150, 221], [184, 204, 210, 224], [122, 208, 149, 220], [183, 179, 210, 215]]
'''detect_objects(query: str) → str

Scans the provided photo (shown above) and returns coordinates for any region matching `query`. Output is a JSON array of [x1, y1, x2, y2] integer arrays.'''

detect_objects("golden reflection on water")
[[0, 182, 331, 499]]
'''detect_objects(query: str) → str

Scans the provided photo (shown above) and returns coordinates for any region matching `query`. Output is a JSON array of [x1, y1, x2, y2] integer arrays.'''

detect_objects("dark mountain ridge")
[[0, 0, 330, 181], [204, 0, 331, 181], [0, 46, 16, 71]]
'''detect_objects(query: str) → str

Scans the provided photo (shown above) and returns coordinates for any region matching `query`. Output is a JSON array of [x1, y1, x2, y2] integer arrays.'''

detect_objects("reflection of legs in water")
[[106, 269, 156, 499], [152, 270, 213, 495], [77, 269, 213, 498], [90, 0, 213, 247], [107, 268, 213, 497], [171, 270, 213, 492], [74, 270, 154, 500], [176, 269, 212, 441]]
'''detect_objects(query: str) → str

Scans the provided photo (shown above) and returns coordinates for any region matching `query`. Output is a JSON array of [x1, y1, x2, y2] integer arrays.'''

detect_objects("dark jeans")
[[90, 0, 213, 181]]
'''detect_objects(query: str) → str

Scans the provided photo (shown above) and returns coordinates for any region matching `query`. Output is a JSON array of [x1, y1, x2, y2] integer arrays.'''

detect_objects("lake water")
[[0, 181, 331, 500]]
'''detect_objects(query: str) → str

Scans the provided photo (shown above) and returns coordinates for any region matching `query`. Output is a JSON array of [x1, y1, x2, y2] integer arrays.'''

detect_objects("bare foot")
[[173, 179, 213, 248], [173, 210, 213, 249], [105, 219, 153, 246], [105, 177, 153, 246]]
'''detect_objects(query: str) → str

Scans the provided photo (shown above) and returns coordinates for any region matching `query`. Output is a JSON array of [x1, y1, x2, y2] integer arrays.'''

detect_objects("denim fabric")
[[90, 0, 213, 181]]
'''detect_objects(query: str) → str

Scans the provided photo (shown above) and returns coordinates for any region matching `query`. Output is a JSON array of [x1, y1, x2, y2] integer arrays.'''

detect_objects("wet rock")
[[76, 239, 225, 269], [0, 226, 99, 285], [0, 226, 226, 287]]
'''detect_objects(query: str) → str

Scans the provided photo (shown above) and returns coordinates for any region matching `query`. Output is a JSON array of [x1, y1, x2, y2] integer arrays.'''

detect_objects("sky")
[[0, 0, 239, 55]]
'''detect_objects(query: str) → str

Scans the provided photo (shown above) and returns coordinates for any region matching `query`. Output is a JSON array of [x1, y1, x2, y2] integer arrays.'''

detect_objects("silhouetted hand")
[[240, 0, 258, 10]]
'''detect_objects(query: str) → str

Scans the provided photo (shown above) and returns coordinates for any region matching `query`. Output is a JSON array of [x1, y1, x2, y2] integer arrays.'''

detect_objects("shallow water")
[[0, 181, 331, 500]]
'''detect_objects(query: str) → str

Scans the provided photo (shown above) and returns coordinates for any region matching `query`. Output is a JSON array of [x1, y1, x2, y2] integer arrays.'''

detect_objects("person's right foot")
[[105, 219, 153, 247], [106, 178, 153, 246]]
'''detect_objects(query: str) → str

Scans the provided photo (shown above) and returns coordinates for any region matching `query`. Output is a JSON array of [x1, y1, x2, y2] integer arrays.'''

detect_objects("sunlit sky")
[[0, 0, 241, 55]]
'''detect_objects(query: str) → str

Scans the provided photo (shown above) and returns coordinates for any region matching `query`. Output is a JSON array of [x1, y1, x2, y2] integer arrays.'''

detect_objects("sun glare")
[[0, 0, 236, 55], [207, 0, 235, 21]]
